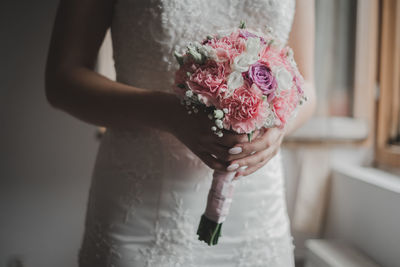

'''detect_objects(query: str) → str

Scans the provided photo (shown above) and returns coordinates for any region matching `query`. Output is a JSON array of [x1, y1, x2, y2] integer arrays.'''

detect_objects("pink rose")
[[221, 82, 267, 134]]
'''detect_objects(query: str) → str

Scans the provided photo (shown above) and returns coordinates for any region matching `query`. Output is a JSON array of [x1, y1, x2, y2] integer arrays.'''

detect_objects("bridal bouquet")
[[173, 22, 306, 246]]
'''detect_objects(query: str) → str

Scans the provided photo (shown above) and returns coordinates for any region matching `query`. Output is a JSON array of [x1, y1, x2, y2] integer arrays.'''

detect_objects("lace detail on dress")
[[231, 151, 295, 267], [135, 192, 198, 267], [148, 0, 295, 71], [233, 199, 295, 267], [118, 171, 148, 223]]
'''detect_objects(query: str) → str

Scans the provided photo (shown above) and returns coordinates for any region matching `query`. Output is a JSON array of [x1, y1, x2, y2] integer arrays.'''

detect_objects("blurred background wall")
[[0, 1, 99, 266]]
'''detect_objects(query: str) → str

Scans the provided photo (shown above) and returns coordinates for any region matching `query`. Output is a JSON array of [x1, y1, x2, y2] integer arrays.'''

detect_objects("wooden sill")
[[284, 116, 369, 146], [376, 145, 400, 168]]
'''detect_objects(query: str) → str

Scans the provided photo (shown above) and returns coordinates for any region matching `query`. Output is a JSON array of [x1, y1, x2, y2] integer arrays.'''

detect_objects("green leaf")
[[174, 51, 184, 66], [247, 132, 253, 142], [239, 21, 246, 29]]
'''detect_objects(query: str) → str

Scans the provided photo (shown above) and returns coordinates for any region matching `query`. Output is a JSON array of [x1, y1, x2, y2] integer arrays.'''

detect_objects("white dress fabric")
[[78, 0, 296, 266]]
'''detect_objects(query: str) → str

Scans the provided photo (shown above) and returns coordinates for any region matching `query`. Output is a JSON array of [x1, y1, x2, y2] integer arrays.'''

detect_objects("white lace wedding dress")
[[78, 0, 296, 266]]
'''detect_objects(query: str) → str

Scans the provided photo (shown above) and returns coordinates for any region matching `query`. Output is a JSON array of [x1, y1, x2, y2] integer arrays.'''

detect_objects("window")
[[314, 0, 357, 117], [376, 0, 400, 167], [286, 0, 378, 144]]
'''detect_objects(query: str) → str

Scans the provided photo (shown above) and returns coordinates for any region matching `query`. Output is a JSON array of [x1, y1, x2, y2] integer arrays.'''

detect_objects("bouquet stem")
[[196, 214, 223, 245], [197, 171, 236, 246]]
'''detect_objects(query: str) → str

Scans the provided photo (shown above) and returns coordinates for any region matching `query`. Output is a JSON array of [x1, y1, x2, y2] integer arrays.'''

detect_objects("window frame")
[[375, 0, 400, 167]]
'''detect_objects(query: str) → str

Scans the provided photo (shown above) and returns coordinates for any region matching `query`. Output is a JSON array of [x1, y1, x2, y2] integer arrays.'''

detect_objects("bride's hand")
[[168, 98, 260, 172], [229, 127, 287, 179]]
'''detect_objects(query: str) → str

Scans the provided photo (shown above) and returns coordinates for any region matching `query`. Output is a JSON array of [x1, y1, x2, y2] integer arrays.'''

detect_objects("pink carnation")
[[187, 60, 227, 106], [221, 82, 267, 134], [273, 88, 299, 126], [259, 45, 286, 68], [293, 75, 304, 95], [206, 31, 246, 63]]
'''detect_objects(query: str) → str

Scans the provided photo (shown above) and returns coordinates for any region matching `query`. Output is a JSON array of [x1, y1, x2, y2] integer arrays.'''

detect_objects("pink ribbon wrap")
[[204, 170, 237, 223]]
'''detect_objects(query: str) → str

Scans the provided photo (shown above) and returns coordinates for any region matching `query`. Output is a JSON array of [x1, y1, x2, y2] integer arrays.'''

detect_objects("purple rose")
[[247, 62, 277, 99]]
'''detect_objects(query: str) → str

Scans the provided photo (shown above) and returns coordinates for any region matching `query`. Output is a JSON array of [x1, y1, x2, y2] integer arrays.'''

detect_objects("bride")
[[45, 0, 316, 266]]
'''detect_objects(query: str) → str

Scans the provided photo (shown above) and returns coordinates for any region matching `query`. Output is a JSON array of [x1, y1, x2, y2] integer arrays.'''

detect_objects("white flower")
[[245, 37, 263, 57], [185, 90, 193, 98], [232, 53, 257, 72], [286, 48, 297, 68], [286, 48, 294, 60], [274, 66, 293, 92], [213, 109, 224, 119], [197, 94, 212, 106], [198, 45, 218, 61], [226, 71, 244, 95], [263, 112, 278, 128], [215, 119, 223, 129]]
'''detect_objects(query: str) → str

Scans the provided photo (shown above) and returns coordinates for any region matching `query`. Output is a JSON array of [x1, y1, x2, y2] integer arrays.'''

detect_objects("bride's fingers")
[[235, 148, 279, 177], [199, 152, 229, 172], [207, 144, 231, 162], [209, 142, 257, 162], [234, 127, 283, 156], [215, 132, 248, 148], [235, 150, 278, 178], [235, 157, 270, 178], [231, 146, 276, 171], [215, 129, 261, 148], [236, 129, 270, 155]]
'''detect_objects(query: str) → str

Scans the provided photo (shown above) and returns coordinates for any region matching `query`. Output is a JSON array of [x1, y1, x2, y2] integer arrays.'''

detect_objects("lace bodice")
[[111, 0, 295, 90], [79, 1, 296, 266]]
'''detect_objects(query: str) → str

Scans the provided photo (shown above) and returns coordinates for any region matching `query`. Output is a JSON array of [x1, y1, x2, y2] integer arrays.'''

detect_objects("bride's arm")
[[45, 0, 255, 172], [45, 0, 181, 132], [284, 0, 317, 135]]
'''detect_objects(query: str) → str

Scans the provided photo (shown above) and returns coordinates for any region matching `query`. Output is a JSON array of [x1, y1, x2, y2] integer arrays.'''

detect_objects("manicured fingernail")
[[239, 166, 248, 171], [227, 163, 239, 171], [228, 147, 242, 155]]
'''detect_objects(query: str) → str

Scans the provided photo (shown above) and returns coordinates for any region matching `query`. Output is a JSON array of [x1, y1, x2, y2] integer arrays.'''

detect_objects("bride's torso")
[[103, 0, 296, 172], [80, 2, 296, 266]]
